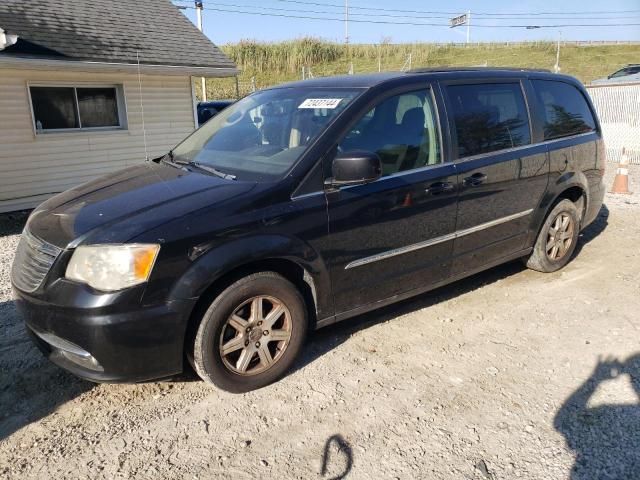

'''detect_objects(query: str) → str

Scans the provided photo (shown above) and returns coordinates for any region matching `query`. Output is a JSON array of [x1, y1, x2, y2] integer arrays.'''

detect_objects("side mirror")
[[330, 150, 382, 187]]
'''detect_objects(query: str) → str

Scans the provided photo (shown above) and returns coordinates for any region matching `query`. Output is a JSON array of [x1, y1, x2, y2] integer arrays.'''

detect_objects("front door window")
[[339, 89, 441, 177]]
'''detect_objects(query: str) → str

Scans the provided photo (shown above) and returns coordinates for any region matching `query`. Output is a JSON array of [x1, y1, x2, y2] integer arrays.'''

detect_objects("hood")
[[27, 162, 257, 248]]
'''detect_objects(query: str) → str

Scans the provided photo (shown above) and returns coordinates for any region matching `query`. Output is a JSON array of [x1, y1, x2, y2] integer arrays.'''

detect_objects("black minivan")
[[12, 68, 605, 392]]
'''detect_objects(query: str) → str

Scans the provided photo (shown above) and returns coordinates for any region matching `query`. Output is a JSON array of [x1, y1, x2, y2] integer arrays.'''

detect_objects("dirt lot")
[[1, 183, 639, 479]]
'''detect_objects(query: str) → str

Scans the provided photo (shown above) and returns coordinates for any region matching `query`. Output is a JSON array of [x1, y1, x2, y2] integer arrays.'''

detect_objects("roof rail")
[[407, 66, 552, 74]]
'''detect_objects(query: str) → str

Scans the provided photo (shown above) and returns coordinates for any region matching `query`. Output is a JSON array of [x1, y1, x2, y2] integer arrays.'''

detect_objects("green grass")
[[201, 39, 640, 99]]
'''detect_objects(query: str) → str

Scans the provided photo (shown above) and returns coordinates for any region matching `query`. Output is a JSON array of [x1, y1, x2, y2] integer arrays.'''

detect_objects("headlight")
[[65, 244, 160, 292]]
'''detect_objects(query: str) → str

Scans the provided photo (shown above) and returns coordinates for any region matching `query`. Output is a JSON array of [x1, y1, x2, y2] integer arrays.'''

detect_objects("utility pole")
[[195, 1, 207, 101], [344, 0, 349, 46], [345, 0, 353, 74], [466, 10, 471, 45], [554, 30, 562, 73]]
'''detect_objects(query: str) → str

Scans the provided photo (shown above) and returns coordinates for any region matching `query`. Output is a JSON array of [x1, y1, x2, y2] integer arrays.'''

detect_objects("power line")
[[175, 4, 640, 28], [172, 0, 640, 17], [270, 0, 640, 17], [171, 1, 640, 20], [174, 0, 449, 18]]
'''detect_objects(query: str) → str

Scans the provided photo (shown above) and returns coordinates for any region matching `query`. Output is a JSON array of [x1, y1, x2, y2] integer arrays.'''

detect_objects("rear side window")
[[532, 80, 596, 140], [447, 83, 531, 158]]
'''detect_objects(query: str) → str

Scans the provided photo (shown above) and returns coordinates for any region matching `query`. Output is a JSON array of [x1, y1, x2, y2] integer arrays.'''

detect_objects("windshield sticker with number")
[[298, 98, 343, 109]]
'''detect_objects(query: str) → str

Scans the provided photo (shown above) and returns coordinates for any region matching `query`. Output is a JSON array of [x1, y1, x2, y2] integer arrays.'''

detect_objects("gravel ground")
[[0, 186, 639, 480]]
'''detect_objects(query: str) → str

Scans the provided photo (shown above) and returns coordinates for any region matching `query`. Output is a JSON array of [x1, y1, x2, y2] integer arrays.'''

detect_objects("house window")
[[29, 85, 126, 132]]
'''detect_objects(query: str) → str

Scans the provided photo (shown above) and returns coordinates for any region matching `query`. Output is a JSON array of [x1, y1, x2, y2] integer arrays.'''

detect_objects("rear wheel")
[[525, 199, 580, 273], [192, 272, 308, 392]]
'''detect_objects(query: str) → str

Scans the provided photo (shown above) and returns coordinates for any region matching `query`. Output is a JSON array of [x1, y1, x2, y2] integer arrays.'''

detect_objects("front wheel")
[[192, 272, 308, 393], [524, 199, 580, 273]]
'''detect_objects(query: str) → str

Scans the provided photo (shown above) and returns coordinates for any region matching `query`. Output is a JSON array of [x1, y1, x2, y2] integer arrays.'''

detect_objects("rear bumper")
[[14, 286, 196, 383], [584, 178, 606, 228]]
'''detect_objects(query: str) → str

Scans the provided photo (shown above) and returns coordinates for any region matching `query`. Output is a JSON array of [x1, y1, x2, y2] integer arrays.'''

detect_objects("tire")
[[525, 199, 580, 273], [192, 272, 308, 393]]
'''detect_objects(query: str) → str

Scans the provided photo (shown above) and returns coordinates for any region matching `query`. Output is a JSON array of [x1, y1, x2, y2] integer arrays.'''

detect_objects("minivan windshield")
[[170, 87, 362, 181]]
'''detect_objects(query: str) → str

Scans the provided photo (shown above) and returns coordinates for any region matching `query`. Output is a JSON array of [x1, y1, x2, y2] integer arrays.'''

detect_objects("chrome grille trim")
[[11, 229, 62, 293]]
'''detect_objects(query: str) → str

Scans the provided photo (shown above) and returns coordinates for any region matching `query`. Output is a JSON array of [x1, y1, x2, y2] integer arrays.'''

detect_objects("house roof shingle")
[[0, 0, 235, 69]]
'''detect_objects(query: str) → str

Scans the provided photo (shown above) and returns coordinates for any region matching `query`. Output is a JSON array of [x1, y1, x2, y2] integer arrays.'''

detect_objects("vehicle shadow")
[[295, 259, 525, 375], [320, 434, 353, 480], [295, 203, 610, 374], [0, 299, 93, 442], [554, 354, 640, 479]]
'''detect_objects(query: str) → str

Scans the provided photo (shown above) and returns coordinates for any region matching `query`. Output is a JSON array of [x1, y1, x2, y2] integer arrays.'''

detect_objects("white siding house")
[[0, 0, 237, 213]]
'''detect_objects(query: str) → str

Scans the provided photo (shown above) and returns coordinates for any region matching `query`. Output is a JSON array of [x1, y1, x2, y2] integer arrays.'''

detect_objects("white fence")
[[587, 82, 640, 165]]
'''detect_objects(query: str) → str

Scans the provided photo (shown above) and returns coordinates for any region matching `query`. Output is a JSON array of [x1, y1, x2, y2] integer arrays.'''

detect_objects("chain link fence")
[[587, 82, 640, 165]]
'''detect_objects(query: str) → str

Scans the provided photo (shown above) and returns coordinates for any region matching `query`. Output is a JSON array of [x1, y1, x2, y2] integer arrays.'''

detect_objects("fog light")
[[57, 349, 103, 372], [33, 330, 103, 372]]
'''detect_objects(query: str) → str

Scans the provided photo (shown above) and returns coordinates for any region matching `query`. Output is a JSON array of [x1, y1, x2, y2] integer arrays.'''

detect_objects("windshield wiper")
[[161, 150, 187, 166], [188, 162, 237, 180], [161, 152, 236, 180]]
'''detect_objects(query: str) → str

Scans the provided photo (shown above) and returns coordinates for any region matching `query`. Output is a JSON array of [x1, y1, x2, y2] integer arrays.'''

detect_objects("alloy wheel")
[[218, 295, 292, 376], [546, 212, 575, 261]]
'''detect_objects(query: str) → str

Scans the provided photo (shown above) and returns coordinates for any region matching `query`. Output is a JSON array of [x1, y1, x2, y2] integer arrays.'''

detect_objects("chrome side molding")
[[345, 209, 533, 269]]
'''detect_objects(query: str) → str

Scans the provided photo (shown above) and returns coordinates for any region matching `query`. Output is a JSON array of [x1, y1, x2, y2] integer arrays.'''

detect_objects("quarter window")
[[30, 86, 124, 132], [339, 89, 441, 177], [447, 83, 531, 158], [532, 80, 596, 140]]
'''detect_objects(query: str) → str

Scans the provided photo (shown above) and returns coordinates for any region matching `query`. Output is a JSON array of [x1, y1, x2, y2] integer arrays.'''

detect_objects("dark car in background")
[[197, 100, 234, 126], [592, 63, 640, 84], [12, 68, 605, 392], [608, 64, 640, 79]]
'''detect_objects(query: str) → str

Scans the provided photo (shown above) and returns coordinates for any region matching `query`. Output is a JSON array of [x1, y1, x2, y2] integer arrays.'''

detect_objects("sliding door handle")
[[463, 172, 488, 187], [425, 181, 455, 195]]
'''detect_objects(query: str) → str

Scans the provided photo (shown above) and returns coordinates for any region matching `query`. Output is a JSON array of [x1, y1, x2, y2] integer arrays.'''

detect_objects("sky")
[[175, 0, 640, 44]]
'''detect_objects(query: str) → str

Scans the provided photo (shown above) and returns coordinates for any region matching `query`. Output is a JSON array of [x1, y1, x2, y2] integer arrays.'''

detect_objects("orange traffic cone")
[[610, 147, 632, 194]]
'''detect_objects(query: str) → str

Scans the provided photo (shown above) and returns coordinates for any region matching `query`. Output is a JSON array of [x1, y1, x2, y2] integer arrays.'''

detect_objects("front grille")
[[11, 229, 62, 293]]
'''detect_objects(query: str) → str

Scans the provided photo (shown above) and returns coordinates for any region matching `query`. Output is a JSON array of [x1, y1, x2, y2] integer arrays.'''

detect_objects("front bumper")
[[14, 283, 197, 383]]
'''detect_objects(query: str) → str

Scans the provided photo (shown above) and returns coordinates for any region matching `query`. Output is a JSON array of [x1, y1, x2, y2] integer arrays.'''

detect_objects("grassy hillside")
[[202, 39, 640, 99]]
